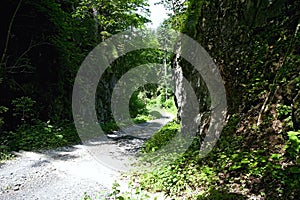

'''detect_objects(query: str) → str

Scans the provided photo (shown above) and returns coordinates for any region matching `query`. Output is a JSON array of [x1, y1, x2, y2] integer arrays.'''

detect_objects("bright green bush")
[[142, 121, 180, 153], [285, 130, 300, 160], [136, 116, 300, 199], [129, 91, 148, 118]]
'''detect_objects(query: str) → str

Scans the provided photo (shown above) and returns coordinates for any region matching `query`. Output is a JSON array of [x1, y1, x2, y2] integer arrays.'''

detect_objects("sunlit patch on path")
[[0, 112, 173, 199]]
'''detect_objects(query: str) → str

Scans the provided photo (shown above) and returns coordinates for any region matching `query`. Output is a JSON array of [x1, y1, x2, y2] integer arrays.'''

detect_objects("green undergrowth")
[[0, 121, 81, 161], [101, 107, 171, 134], [147, 95, 177, 116], [131, 118, 300, 199], [0, 151, 15, 161], [100, 88, 177, 135], [101, 114, 156, 134], [133, 114, 155, 124], [142, 120, 180, 153], [81, 181, 156, 200]]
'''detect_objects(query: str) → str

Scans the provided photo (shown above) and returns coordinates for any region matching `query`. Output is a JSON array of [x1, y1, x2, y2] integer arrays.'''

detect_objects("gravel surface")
[[0, 113, 173, 200], [0, 147, 111, 200]]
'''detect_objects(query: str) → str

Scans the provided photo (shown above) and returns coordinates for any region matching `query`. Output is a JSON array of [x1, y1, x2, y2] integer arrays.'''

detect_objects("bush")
[[142, 121, 180, 153], [135, 117, 300, 199], [11, 96, 36, 124], [101, 121, 120, 133], [129, 91, 148, 118], [7, 121, 80, 151]]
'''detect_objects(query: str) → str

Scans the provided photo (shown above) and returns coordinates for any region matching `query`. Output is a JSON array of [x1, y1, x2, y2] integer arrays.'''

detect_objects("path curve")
[[0, 112, 173, 200]]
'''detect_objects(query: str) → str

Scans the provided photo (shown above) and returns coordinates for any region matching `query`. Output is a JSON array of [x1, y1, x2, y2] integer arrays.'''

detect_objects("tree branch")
[[1, 0, 23, 64]]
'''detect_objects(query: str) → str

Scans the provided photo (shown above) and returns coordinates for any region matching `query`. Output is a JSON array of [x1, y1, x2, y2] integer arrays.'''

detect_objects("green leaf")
[[56, 135, 63, 139], [270, 154, 282, 160], [289, 166, 300, 174], [229, 165, 241, 170], [231, 154, 239, 159], [241, 158, 250, 164]]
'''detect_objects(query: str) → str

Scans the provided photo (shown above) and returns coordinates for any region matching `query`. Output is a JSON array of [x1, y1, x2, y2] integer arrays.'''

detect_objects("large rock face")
[[172, 52, 211, 138], [96, 72, 116, 123], [173, 0, 300, 134]]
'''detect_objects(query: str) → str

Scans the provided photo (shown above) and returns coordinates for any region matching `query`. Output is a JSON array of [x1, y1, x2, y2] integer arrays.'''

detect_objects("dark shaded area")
[[0, 0, 151, 157], [0, 0, 86, 129], [197, 189, 246, 200]]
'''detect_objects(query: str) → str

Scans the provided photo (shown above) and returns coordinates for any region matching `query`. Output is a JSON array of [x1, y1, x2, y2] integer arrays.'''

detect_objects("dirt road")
[[0, 113, 173, 200]]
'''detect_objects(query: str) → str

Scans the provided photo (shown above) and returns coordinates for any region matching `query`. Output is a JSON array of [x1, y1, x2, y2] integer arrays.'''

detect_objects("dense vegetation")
[[0, 0, 179, 162], [1, 0, 300, 199], [127, 0, 300, 199], [0, 0, 167, 158]]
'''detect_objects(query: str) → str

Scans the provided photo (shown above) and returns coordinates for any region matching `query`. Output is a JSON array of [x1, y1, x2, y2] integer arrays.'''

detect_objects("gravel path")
[[0, 112, 173, 200]]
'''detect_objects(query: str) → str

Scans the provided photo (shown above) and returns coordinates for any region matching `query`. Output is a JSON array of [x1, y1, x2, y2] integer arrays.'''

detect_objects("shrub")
[[8, 121, 80, 151]]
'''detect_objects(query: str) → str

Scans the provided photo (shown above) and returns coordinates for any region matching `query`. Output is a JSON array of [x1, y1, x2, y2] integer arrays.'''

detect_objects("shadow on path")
[[0, 112, 174, 200]]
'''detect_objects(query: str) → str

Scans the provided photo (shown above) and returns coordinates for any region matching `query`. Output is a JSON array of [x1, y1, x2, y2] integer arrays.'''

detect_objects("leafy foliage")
[[1, 0, 299, 199], [135, 116, 300, 199], [129, 91, 148, 119], [8, 121, 80, 151], [285, 130, 300, 161], [11, 96, 36, 124], [0, 0, 153, 155], [139, 0, 300, 198], [142, 121, 179, 153]]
